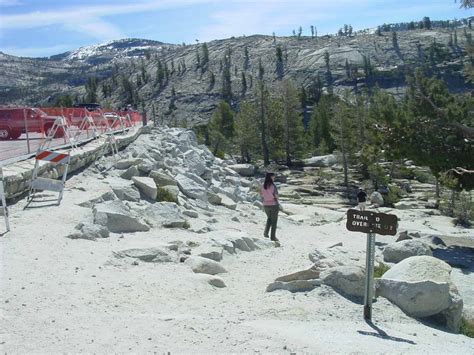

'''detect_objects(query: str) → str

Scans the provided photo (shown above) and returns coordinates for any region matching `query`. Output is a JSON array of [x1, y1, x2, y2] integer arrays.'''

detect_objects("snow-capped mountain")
[[50, 38, 175, 64]]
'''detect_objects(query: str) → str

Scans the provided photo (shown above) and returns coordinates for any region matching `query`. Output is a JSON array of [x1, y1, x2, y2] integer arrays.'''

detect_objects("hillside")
[[0, 24, 473, 126]]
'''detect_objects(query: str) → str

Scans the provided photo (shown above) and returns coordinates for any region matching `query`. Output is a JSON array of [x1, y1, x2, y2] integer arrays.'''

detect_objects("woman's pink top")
[[261, 184, 278, 206]]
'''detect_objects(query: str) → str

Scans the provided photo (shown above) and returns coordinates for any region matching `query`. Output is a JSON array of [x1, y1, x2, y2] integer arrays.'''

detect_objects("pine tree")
[[392, 31, 398, 49], [234, 100, 259, 162], [423, 16, 432, 30], [201, 43, 209, 68], [241, 71, 247, 95], [279, 79, 306, 165], [324, 51, 330, 71], [156, 60, 165, 87], [309, 95, 335, 154], [209, 71, 215, 90], [331, 93, 358, 189], [221, 48, 233, 104], [85, 77, 98, 103], [208, 101, 235, 155], [275, 45, 284, 79], [310, 25, 315, 38], [243, 46, 250, 70], [256, 80, 270, 165]]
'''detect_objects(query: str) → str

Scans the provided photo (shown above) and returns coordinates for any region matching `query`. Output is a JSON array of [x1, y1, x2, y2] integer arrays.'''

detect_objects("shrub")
[[460, 318, 474, 338], [215, 150, 225, 159], [156, 187, 177, 203], [374, 263, 390, 278], [413, 170, 436, 184], [384, 184, 404, 206]]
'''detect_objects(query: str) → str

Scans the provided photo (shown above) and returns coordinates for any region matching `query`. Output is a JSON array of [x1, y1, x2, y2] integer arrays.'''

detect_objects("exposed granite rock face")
[[1, 28, 472, 124]]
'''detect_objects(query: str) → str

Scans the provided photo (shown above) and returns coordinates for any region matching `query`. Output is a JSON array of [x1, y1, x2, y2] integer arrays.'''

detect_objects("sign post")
[[0, 167, 10, 233], [346, 208, 398, 321]]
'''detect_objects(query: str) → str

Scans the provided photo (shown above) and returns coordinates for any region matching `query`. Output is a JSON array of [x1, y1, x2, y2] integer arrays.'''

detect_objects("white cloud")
[[1, 44, 76, 57], [0, 0, 217, 40], [197, 0, 366, 41], [0, 0, 22, 6]]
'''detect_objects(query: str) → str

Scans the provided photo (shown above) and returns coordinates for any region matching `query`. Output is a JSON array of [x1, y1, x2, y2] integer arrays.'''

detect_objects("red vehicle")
[[0, 107, 62, 140]]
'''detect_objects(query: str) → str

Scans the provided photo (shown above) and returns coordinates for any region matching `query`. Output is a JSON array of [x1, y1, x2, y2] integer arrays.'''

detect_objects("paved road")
[[0, 131, 96, 163], [0, 124, 140, 164]]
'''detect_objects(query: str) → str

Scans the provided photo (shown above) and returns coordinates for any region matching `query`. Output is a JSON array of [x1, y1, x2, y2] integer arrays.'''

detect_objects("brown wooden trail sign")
[[346, 208, 398, 321], [346, 209, 398, 236]]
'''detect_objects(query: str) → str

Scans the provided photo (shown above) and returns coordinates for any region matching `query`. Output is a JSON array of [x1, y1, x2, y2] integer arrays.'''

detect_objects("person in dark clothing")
[[357, 187, 367, 211], [260, 172, 280, 244]]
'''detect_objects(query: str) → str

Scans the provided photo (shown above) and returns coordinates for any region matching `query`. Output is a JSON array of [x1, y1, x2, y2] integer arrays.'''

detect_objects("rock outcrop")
[[376, 256, 463, 332]]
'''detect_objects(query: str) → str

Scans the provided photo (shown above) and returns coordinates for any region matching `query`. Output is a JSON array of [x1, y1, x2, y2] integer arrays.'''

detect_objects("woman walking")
[[260, 172, 280, 245]]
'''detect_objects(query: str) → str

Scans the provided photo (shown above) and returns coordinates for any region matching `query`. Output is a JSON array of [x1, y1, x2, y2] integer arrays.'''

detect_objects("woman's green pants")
[[264, 205, 279, 240]]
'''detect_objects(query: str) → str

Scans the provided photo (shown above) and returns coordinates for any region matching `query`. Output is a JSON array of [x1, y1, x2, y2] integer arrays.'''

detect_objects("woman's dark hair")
[[263, 173, 275, 189]]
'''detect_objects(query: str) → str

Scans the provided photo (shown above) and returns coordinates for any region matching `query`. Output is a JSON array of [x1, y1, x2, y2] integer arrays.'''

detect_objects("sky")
[[0, 0, 471, 58]]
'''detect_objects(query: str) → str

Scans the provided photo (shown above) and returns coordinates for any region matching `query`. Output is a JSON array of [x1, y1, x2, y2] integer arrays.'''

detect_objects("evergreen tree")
[[208, 101, 235, 155], [279, 79, 306, 165], [258, 58, 265, 81], [243, 46, 250, 70], [276, 45, 284, 79], [266, 97, 285, 161], [209, 71, 215, 90], [392, 31, 398, 49], [156, 60, 165, 87], [297, 26, 303, 39], [423, 16, 432, 30], [201, 43, 210, 68], [85, 77, 98, 103], [256, 80, 270, 165], [310, 25, 315, 38], [54, 94, 73, 107], [331, 93, 358, 189], [241, 71, 247, 95], [400, 70, 474, 180], [221, 48, 233, 104], [309, 95, 335, 154], [324, 51, 330, 70], [234, 100, 259, 162]]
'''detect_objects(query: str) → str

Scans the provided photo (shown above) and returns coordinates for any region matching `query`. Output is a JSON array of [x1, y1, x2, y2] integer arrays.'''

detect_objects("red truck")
[[0, 107, 61, 140]]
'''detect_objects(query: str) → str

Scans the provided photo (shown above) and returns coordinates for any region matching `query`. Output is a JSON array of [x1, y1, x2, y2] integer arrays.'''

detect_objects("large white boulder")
[[376, 256, 463, 332], [303, 155, 337, 167], [143, 202, 187, 228], [115, 247, 174, 263], [175, 174, 206, 200], [266, 279, 321, 293], [184, 256, 227, 275], [227, 164, 256, 177], [93, 200, 150, 233], [183, 149, 206, 176], [67, 222, 110, 240], [217, 193, 237, 210], [132, 176, 158, 200], [320, 265, 366, 297], [149, 170, 176, 187], [108, 178, 140, 202], [383, 240, 432, 263]]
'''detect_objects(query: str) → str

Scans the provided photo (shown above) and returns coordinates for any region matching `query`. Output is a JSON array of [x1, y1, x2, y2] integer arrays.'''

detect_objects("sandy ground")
[[1, 170, 474, 353]]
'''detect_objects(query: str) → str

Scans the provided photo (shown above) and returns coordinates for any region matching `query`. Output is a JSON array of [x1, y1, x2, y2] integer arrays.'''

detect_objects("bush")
[[374, 263, 390, 278], [156, 187, 177, 203], [460, 318, 474, 338], [413, 170, 436, 184], [384, 184, 404, 206], [215, 150, 225, 159]]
